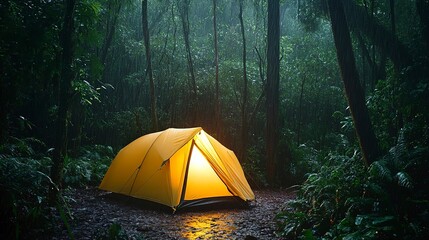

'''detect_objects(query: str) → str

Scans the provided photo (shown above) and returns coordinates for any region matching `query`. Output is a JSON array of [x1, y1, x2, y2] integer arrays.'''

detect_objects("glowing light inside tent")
[[184, 145, 232, 200]]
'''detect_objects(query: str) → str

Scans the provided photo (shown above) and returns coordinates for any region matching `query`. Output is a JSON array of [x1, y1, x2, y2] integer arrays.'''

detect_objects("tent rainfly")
[[99, 127, 255, 210]]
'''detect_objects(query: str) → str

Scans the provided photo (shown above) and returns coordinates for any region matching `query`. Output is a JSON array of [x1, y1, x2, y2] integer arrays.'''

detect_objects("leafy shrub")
[[0, 138, 54, 239], [243, 144, 268, 188], [276, 128, 429, 239], [343, 128, 429, 240], [63, 144, 114, 187], [276, 150, 366, 239], [286, 143, 324, 185], [0, 138, 116, 238]]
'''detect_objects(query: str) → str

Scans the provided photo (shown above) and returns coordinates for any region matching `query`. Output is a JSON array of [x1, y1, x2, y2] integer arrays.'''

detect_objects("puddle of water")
[[180, 213, 236, 239]]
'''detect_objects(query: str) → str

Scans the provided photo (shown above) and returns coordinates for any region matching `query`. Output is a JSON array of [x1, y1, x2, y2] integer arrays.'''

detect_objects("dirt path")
[[54, 188, 294, 239]]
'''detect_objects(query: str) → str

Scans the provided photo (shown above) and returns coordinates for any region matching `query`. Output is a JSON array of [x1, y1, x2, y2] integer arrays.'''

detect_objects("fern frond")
[[389, 129, 408, 168], [395, 171, 413, 189], [369, 161, 392, 182]]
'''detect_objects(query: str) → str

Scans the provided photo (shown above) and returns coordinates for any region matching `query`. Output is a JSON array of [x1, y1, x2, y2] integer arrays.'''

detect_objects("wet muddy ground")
[[54, 188, 295, 239]]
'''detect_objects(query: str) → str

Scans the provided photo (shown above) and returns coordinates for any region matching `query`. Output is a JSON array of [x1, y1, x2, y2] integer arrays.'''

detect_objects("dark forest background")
[[1, 0, 428, 239]]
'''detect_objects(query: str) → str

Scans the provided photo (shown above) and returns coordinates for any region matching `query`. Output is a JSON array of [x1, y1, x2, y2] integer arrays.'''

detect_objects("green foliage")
[[276, 128, 429, 239], [277, 150, 366, 239], [0, 138, 54, 239], [63, 145, 114, 187], [0, 137, 117, 238], [90, 108, 150, 147], [287, 144, 318, 183], [57, 202, 75, 240], [367, 69, 403, 151], [297, 0, 326, 32], [73, 79, 101, 106], [243, 144, 267, 187]]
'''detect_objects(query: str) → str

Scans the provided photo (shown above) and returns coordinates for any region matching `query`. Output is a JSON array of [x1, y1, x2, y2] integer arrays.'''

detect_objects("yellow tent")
[[99, 127, 255, 210]]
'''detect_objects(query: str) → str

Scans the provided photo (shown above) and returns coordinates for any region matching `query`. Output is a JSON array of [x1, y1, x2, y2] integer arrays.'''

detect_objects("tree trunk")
[[100, 0, 122, 66], [327, 0, 380, 166], [248, 46, 267, 130], [142, 0, 158, 131], [49, 0, 76, 204], [297, 76, 306, 145], [266, 0, 280, 185], [68, 98, 85, 157], [213, 0, 221, 137], [238, 0, 249, 163], [179, 0, 197, 123], [389, 0, 396, 38]]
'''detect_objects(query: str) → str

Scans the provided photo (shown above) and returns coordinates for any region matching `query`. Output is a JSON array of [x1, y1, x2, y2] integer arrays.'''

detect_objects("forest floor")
[[52, 187, 295, 239]]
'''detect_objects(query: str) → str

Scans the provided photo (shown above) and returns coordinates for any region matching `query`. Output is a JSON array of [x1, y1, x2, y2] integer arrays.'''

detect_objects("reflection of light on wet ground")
[[180, 212, 236, 239]]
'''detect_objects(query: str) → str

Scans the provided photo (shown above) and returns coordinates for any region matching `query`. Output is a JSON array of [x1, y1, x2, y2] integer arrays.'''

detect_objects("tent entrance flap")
[[184, 145, 232, 201]]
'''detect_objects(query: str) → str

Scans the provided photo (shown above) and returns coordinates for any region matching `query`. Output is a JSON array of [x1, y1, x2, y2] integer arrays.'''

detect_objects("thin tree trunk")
[[213, 0, 221, 137], [370, 0, 376, 88], [169, 4, 178, 127], [266, 0, 280, 185], [100, 0, 122, 65], [389, 0, 396, 38], [142, 0, 158, 131], [179, 0, 197, 123], [297, 76, 306, 145], [69, 99, 84, 157], [248, 46, 267, 130], [327, 0, 380, 166], [238, 0, 248, 163], [49, 0, 76, 204]]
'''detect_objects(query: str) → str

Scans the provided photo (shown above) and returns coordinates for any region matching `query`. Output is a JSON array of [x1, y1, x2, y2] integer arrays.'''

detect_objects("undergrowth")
[[0, 137, 54, 239], [276, 128, 429, 240], [63, 144, 114, 187], [0, 137, 114, 239]]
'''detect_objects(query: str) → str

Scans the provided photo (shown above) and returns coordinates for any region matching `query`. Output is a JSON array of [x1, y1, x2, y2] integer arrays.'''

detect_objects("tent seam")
[[128, 131, 165, 195]]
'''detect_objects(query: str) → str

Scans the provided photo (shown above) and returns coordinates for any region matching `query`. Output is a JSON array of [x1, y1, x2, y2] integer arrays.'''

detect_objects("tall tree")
[[266, 0, 280, 185], [213, 0, 221, 136], [178, 0, 197, 123], [100, 0, 122, 66], [238, 0, 249, 163], [327, 0, 380, 166], [389, 0, 396, 38], [142, 0, 158, 131], [49, 0, 76, 203]]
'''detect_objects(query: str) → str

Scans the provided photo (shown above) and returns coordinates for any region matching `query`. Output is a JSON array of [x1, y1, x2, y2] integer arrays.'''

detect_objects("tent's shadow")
[[99, 192, 253, 214]]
